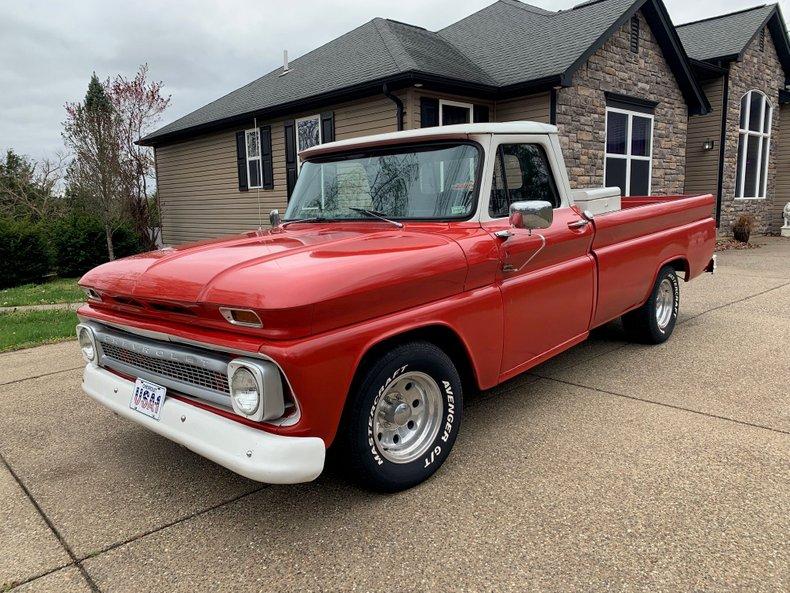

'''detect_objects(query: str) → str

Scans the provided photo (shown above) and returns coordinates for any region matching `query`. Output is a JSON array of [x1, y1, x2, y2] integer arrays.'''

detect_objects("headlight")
[[76, 324, 96, 362], [227, 359, 285, 421], [230, 367, 260, 415]]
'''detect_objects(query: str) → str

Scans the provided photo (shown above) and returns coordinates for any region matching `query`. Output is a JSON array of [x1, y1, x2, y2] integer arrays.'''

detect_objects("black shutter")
[[420, 97, 439, 127], [284, 119, 297, 200], [235, 131, 248, 191], [259, 125, 273, 189], [320, 112, 335, 143], [473, 104, 489, 123]]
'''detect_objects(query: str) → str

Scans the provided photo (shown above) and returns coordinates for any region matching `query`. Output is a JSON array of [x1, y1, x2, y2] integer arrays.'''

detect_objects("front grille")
[[99, 341, 230, 394]]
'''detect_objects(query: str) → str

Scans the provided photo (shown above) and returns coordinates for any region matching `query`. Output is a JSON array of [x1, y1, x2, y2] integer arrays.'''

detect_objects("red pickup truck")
[[77, 123, 716, 491]]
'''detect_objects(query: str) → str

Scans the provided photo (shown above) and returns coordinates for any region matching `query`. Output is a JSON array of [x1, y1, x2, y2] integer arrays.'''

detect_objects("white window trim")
[[244, 128, 262, 189], [604, 106, 653, 196], [736, 90, 772, 200], [439, 99, 473, 126], [295, 114, 322, 170]]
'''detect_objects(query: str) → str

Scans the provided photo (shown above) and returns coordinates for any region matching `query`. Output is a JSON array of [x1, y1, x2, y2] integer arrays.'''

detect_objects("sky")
[[1, 0, 787, 163]]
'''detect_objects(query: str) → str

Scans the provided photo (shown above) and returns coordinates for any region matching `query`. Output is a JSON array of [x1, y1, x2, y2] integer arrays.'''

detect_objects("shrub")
[[0, 217, 52, 288], [731, 213, 756, 243], [49, 213, 147, 277]]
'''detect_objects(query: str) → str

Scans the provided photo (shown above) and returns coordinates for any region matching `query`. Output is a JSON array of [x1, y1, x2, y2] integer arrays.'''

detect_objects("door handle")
[[567, 219, 589, 229]]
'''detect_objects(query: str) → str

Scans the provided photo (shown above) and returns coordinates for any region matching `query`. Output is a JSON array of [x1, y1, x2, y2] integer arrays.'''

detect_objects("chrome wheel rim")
[[655, 277, 675, 330], [372, 371, 443, 464]]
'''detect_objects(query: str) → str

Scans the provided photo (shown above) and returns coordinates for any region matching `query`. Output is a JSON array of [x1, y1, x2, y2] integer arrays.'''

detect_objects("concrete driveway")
[[1, 239, 788, 593]]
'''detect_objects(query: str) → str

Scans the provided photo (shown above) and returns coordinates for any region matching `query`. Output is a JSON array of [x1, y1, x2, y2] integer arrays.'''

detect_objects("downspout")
[[715, 70, 730, 228], [383, 83, 404, 131]]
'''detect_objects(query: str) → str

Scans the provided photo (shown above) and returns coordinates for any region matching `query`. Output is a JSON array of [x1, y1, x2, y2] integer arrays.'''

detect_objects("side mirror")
[[269, 209, 282, 228], [509, 200, 553, 231]]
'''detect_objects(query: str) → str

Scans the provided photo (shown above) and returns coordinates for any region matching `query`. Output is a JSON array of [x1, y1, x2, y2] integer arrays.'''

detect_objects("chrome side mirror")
[[269, 209, 281, 228], [509, 200, 553, 231]]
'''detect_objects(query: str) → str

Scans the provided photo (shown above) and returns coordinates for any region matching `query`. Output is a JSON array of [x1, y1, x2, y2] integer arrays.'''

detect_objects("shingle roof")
[[142, 0, 706, 145], [676, 4, 776, 62]]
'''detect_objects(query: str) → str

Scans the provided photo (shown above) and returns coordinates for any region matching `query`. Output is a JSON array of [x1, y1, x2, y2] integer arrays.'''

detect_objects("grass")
[[0, 309, 79, 352], [0, 277, 83, 307]]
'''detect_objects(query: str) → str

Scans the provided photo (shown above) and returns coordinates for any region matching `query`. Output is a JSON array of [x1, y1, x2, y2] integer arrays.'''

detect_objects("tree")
[[0, 149, 65, 221], [63, 73, 126, 260], [108, 64, 170, 249]]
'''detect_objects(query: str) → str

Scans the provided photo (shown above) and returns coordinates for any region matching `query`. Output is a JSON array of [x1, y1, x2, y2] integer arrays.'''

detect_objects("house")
[[140, 0, 782, 244], [677, 4, 790, 233]]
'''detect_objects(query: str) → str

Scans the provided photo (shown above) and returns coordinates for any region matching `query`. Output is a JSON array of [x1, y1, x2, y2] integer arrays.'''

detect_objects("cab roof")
[[300, 121, 557, 158]]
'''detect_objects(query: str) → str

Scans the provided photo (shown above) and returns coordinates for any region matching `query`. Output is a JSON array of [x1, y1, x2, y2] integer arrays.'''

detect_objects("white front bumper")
[[82, 364, 325, 484]]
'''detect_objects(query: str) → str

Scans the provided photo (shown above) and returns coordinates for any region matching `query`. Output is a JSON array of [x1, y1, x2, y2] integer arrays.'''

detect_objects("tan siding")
[[157, 95, 398, 245], [774, 104, 789, 230], [494, 92, 551, 123], [684, 76, 725, 197]]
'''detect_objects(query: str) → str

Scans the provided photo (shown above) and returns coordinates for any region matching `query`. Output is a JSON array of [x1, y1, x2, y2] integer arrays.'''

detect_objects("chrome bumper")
[[81, 364, 325, 484], [705, 254, 717, 274]]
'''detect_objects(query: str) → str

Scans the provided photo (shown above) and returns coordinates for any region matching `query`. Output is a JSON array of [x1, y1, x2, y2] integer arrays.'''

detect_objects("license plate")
[[130, 378, 167, 421]]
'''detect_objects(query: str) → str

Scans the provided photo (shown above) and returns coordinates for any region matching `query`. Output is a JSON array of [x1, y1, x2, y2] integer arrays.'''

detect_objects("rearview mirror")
[[509, 201, 553, 230]]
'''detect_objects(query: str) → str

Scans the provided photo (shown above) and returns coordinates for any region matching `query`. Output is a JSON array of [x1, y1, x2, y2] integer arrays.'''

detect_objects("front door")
[[482, 139, 595, 377]]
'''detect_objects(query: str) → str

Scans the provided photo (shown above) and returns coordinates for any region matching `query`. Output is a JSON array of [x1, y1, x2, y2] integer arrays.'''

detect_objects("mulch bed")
[[715, 239, 761, 251]]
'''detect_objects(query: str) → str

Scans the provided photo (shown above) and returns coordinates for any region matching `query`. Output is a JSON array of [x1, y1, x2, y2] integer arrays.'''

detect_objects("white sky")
[[1, 0, 787, 162]]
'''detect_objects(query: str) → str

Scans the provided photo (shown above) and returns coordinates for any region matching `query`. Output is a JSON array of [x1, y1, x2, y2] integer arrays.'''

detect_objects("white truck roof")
[[300, 121, 558, 159]]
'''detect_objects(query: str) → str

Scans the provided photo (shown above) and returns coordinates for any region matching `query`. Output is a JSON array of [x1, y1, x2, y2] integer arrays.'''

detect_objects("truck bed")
[[589, 193, 716, 327]]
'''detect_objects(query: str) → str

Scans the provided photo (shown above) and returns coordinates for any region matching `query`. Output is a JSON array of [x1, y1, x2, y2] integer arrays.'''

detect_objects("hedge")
[[0, 218, 52, 288], [0, 214, 147, 287]]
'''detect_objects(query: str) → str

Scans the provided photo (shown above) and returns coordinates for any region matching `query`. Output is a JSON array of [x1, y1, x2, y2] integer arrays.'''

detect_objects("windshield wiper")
[[348, 207, 403, 228], [280, 216, 330, 228]]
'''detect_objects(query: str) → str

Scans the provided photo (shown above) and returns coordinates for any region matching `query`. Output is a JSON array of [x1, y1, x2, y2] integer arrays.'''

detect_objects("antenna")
[[254, 117, 262, 231]]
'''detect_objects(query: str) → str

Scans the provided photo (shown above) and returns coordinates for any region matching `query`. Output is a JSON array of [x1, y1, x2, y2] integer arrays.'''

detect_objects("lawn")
[[0, 309, 79, 352], [0, 277, 83, 307]]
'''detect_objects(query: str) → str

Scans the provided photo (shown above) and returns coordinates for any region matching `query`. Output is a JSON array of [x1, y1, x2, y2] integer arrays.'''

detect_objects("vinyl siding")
[[156, 95, 399, 245], [494, 92, 551, 123], [773, 103, 789, 232], [684, 76, 725, 198]]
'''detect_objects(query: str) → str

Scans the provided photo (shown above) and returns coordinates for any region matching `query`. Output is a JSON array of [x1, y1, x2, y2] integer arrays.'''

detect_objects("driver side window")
[[489, 144, 560, 218]]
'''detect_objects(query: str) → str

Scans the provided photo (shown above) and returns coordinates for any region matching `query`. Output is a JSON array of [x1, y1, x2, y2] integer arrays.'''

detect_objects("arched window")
[[736, 90, 772, 199]]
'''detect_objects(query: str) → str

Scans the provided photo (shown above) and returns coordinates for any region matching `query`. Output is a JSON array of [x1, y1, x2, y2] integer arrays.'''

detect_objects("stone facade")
[[720, 28, 785, 234], [555, 11, 688, 194]]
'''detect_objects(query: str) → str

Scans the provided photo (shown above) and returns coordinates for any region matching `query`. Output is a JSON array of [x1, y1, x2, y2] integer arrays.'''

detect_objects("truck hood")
[[80, 224, 469, 338]]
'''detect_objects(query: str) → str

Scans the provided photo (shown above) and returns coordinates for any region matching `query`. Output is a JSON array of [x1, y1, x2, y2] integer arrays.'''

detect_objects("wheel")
[[339, 341, 463, 492], [622, 265, 680, 344]]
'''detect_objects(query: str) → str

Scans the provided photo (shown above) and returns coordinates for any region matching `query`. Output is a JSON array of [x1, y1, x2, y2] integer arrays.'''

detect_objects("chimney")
[[282, 50, 289, 74]]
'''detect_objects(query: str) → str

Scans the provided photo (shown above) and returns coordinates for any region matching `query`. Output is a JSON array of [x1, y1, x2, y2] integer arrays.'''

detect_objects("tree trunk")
[[105, 225, 115, 261]]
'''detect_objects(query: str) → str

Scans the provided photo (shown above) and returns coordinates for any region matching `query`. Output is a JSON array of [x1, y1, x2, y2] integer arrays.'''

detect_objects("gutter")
[[382, 83, 404, 131]]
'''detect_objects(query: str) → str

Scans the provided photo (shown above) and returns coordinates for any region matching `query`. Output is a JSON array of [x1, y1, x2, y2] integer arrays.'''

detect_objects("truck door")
[[482, 139, 595, 377]]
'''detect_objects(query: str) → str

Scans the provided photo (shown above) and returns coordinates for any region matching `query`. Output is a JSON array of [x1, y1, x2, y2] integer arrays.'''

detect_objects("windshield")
[[284, 142, 481, 221]]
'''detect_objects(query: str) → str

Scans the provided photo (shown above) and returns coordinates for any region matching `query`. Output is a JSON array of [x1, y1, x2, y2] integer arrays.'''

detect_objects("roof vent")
[[280, 50, 290, 76]]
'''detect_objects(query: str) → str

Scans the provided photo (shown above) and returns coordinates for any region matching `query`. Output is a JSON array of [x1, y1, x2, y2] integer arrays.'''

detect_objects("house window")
[[630, 15, 639, 53], [295, 114, 322, 168], [245, 129, 262, 188], [439, 100, 472, 126], [604, 107, 653, 196], [736, 90, 772, 199]]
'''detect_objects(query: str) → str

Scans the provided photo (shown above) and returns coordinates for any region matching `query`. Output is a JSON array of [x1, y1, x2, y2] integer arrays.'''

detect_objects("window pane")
[[735, 134, 745, 197], [749, 93, 763, 132], [630, 160, 650, 195], [631, 116, 652, 157], [763, 104, 772, 134], [248, 159, 261, 187], [759, 137, 769, 197], [744, 136, 760, 196], [740, 94, 749, 129], [246, 130, 260, 158], [606, 111, 627, 154], [441, 104, 471, 126], [489, 151, 508, 218], [605, 157, 627, 195], [296, 116, 321, 152]]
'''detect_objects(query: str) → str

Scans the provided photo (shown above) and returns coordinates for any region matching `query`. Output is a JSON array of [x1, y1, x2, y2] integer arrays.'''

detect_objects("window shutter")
[[473, 105, 489, 123], [235, 131, 248, 191], [420, 97, 439, 127], [259, 125, 273, 189], [320, 112, 335, 143], [284, 119, 297, 199]]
